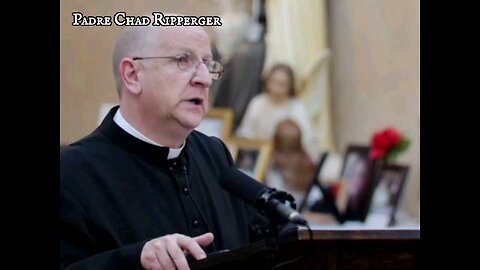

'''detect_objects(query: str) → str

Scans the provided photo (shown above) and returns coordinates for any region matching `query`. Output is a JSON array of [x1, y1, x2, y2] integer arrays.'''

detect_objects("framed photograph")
[[340, 145, 371, 183], [225, 138, 273, 183], [298, 152, 343, 222], [335, 145, 374, 220], [195, 107, 234, 140], [365, 163, 410, 227], [299, 145, 380, 224]]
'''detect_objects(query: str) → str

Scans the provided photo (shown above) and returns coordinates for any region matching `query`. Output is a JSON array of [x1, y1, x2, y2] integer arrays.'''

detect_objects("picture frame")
[[335, 145, 375, 221], [225, 138, 273, 183], [298, 145, 381, 224], [195, 107, 234, 140], [365, 163, 410, 227], [298, 152, 343, 222], [339, 145, 371, 183]]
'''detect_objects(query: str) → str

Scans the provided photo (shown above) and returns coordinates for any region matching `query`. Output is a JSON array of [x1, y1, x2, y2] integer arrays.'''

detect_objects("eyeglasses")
[[132, 53, 224, 80]]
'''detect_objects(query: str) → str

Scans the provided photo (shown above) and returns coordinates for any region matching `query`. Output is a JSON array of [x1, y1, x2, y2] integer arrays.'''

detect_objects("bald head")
[[112, 25, 158, 97], [112, 22, 210, 98]]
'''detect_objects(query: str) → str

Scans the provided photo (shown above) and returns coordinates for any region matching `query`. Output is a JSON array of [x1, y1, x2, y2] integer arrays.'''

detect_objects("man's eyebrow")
[[175, 47, 212, 59]]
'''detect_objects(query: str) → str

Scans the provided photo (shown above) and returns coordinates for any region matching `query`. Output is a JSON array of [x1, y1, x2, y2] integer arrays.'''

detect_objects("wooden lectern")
[[189, 227, 419, 270]]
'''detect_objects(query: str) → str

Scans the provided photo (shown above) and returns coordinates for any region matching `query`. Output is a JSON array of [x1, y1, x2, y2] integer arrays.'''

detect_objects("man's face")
[[139, 27, 212, 131]]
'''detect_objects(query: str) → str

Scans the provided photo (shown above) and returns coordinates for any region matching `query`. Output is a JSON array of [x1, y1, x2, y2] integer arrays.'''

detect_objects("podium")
[[189, 227, 419, 270]]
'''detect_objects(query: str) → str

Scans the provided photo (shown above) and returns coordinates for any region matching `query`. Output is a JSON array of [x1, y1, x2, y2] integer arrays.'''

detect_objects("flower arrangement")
[[369, 127, 411, 163]]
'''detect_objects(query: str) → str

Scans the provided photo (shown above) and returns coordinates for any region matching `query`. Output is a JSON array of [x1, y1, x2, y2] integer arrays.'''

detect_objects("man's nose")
[[191, 62, 212, 88]]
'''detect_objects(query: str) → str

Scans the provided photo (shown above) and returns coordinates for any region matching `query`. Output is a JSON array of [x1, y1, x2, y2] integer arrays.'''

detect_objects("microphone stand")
[[257, 188, 298, 231], [256, 189, 298, 269]]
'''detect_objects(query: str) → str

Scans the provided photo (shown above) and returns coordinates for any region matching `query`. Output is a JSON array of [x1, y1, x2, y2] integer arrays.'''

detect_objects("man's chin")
[[173, 109, 205, 128], [178, 117, 204, 131]]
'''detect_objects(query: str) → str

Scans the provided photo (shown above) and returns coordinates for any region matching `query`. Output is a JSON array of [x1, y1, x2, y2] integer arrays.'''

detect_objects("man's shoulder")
[[60, 133, 124, 196], [187, 130, 233, 163], [60, 133, 111, 167], [188, 130, 225, 148]]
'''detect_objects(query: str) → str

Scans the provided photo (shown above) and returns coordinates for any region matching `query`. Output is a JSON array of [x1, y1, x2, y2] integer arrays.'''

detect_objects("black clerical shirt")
[[60, 106, 268, 270]]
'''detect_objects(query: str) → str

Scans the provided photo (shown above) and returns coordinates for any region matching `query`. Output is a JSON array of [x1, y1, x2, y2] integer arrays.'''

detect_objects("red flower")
[[370, 148, 386, 160], [369, 127, 408, 161], [384, 128, 401, 146]]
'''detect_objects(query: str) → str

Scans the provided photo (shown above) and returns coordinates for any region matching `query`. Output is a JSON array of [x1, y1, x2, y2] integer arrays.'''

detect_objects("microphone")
[[219, 165, 308, 226]]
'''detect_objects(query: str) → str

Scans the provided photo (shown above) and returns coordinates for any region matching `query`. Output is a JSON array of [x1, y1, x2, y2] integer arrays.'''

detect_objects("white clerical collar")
[[113, 109, 184, 159]]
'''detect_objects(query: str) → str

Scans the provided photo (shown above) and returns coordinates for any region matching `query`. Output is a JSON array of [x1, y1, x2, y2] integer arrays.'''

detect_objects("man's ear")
[[120, 58, 142, 95]]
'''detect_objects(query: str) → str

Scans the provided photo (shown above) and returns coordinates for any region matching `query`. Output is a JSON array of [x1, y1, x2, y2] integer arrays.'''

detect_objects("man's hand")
[[141, 232, 214, 270]]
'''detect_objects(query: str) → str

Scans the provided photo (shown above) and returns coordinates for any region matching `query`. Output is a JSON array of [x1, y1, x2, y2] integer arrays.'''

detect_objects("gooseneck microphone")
[[219, 165, 308, 226]]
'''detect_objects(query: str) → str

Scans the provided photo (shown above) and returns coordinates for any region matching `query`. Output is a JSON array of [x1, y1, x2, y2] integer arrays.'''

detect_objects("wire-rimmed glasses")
[[132, 53, 224, 80]]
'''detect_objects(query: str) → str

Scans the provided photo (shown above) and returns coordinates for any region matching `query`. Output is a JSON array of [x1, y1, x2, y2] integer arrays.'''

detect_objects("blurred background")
[[60, 0, 419, 228]]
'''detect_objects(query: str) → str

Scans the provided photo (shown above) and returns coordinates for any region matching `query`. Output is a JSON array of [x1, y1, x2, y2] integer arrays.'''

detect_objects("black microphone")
[[219, 165, 308, 226]]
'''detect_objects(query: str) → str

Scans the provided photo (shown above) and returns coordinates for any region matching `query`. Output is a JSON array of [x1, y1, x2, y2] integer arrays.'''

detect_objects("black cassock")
[[60, 106, 269, 269]]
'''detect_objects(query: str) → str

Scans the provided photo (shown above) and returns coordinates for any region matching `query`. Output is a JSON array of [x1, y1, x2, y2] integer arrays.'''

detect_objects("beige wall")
[[329, 0, 420, 219], [60, 0, 420, 220], [60, 0, 223, 144]]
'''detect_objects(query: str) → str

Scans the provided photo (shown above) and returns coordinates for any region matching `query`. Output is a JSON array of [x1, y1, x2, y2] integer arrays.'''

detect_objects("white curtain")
[[264, 0, 335, 152]]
